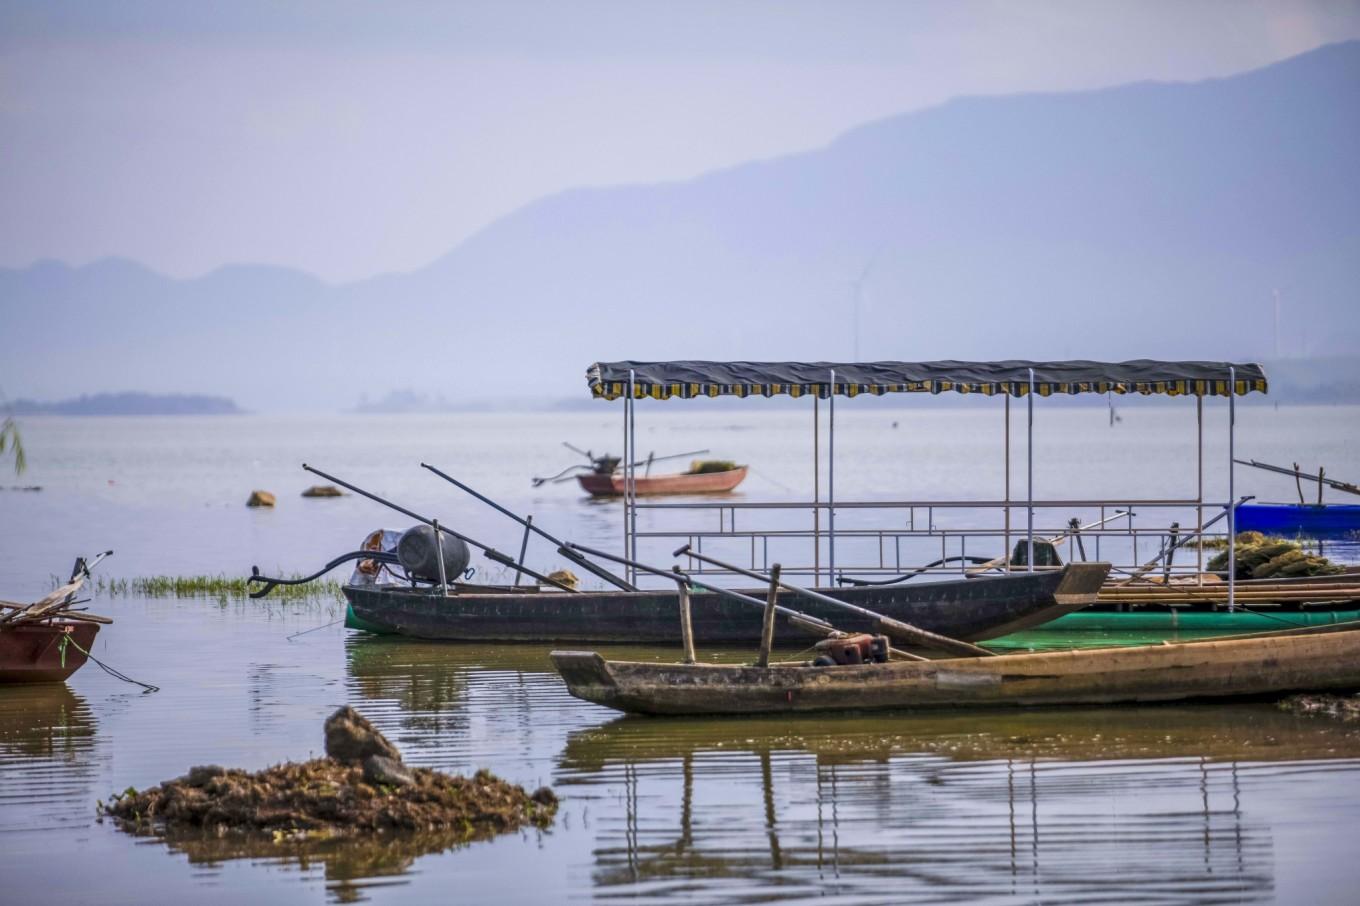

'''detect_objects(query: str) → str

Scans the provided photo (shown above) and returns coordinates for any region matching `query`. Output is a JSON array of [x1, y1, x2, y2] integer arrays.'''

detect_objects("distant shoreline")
[[8, 392, 243, 416]]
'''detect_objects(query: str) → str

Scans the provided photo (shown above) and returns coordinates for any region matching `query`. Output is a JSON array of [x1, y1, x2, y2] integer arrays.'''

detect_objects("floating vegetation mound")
[[1278, 694, 1360, 721], [688, 459, 739, 474], [103, 708, 557, 842], [1207, 532, 1344, 580]]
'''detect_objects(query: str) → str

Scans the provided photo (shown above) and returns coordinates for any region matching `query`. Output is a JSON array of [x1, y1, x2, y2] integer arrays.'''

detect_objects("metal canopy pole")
[[1228, 365, 1236, 611], [813, 394, 821, 585], [1196, 394, 1204, 582], [1027, 367, 1035, 573], [828, 368, 836, 583], [628, 368, 638, 584], [622, 372, 632, 584], [1004, 395, 1011, 573]]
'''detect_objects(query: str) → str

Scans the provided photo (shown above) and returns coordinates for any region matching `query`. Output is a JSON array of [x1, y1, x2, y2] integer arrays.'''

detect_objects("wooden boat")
[[344, 561, 1109, 644], [1030, 572, 1360, 633], [1, 552, 113, 683], [550, 621, 1360, 716], [1234, 502, 1360, 539], [0, 621, 99, 683], [577, 465, 747, 497]]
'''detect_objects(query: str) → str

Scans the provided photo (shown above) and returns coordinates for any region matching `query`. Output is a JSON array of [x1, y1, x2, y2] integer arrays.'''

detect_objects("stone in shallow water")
[[363, 754, 415, 787], [324, 706, 402, 764]]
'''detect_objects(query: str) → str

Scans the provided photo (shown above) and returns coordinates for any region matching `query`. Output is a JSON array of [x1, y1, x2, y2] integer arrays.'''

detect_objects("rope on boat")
[[59, 634, 160, 693]]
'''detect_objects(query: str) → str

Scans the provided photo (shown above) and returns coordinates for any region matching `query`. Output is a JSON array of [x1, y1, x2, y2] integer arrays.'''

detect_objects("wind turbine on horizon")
[[849, 249, 882, 362]]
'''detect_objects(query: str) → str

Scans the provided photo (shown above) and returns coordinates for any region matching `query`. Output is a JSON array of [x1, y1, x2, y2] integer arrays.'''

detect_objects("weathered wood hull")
[[577, 466, 747, 497], [551, 623, 1360, 716], [344, 562, 1108, 644], [0, 622, 99, 683]]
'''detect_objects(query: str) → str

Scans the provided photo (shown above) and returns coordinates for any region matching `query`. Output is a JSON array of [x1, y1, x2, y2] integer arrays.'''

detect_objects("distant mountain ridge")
[[9, 392, 242, 416], [2, 41, 1357, 411]]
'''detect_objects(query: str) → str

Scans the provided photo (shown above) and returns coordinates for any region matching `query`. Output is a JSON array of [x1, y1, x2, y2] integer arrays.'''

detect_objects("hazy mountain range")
[[3, 41, 1357, 412]]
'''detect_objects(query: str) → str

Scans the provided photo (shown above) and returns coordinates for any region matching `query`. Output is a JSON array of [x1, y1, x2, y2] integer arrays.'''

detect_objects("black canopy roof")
[[587, 360, 1267, 400]]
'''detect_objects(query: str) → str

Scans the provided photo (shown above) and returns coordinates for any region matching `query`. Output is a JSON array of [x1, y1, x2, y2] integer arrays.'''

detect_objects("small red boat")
[[0, 621, 100, 683], [1, 551, 113, 684], [577, 465, 748, 497]]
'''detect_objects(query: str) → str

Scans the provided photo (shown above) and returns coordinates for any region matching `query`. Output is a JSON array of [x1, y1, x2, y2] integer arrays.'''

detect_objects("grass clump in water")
[[87, 574, 344, 603]]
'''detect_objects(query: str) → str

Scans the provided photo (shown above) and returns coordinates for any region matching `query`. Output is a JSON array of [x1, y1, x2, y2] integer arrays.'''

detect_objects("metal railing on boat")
[[627, 496, 1245, 587]]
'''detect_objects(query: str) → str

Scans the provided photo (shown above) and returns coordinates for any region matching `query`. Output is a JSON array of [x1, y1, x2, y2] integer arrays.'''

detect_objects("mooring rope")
[[59, 633, 160, 693], [287, 617, 344, 641]]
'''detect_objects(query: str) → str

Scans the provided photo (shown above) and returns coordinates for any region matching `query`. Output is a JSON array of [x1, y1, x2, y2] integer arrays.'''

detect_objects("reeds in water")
[[81, 574, 344, 603]]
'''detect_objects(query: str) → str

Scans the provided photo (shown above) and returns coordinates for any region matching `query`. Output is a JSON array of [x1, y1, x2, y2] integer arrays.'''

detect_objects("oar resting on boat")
[[551, 621, 1360, 717]]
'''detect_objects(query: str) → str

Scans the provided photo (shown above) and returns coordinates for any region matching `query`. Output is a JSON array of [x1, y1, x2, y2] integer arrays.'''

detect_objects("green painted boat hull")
[[991, 607, 1360, 651], [1046, 608, 1360, 632], [345, 603, 394, 635]]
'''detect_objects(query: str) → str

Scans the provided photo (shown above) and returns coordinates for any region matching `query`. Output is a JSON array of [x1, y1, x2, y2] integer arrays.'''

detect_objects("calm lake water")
[[2, 403, 1359, 904]]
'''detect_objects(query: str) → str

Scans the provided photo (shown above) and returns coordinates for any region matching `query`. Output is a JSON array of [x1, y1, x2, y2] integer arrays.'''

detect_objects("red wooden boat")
[[577, 465, 748, 497], [0, 621, 99, 683]]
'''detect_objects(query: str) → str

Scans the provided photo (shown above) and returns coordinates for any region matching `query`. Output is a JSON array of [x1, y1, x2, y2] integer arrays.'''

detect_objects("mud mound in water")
[[1278, 694, 1360, 721], [103, 707, 557, 841], [105, 760, 557, 837]]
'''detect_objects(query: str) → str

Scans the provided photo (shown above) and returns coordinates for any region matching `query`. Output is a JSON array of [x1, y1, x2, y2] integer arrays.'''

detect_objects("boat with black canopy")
[[253, 357, 1346, 643]]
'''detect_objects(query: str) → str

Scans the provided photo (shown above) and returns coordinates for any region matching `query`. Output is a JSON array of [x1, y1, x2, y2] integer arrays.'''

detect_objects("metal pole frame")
[[828, 368, 836, 583], [1027, 367, 1035, 573], [1228, 365, 1236, 611], [1004, 394, 1011, 573], [628, 369, 639, 585], [813, 394, 821, 586], [1196, 394, 1204, 583]]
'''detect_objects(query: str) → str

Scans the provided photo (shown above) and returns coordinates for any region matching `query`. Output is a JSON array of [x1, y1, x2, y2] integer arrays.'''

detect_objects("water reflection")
[[0, 683, 96, 758], [0, 684, 100, 832], [559, 705, 1360, 903], [336, 637, 1360, 903], [145, 827, 484, 904]]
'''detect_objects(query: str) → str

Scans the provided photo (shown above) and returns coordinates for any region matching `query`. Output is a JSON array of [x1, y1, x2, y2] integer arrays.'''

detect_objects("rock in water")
[[301, 485, 343, 498], [363, 754, 415, 787], [247, 490, 276, 507], [324, 706, 402, 764]]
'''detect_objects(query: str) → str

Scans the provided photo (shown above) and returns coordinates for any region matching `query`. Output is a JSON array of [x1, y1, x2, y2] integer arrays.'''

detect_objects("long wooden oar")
[[0, 551, 114, 627], [673, 545, 994, 658], [964, 511, 1132, 577], [1112, 497, 1252, 587], [1234, 458, 1360, 497], [562, 541, 930, 661], [301, 464, 579, 593], [420, 463, 637, 591]]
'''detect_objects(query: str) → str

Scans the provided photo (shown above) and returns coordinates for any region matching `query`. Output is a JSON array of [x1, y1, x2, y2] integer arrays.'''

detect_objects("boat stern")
[[551, 650, 618, 706], [1053, 562, 1112, 606]]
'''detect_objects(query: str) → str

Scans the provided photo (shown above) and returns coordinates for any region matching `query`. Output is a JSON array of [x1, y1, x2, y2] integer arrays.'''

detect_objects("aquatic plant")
[[0, 415, 23, 475], [85, 574, 345, 603]]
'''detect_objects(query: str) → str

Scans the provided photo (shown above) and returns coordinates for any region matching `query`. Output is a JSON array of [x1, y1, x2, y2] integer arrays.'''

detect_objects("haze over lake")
[[4, 4, 1360, 904]]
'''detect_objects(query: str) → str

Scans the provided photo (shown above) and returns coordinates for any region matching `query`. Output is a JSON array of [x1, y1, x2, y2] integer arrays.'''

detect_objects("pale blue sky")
[[3, 0, 1358, 281]]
